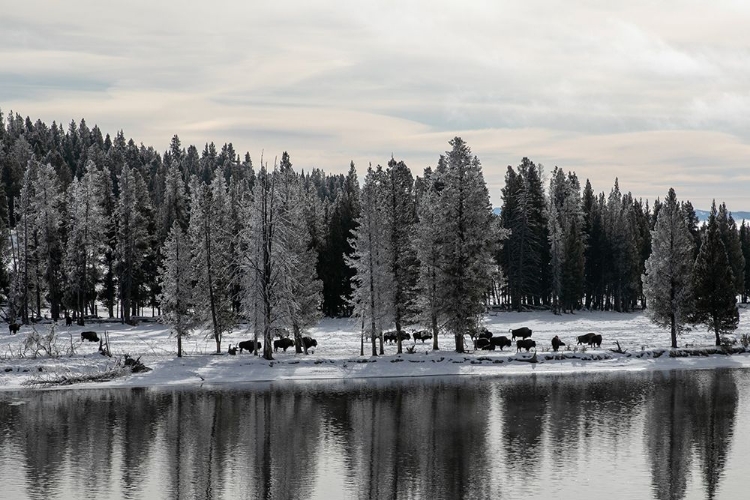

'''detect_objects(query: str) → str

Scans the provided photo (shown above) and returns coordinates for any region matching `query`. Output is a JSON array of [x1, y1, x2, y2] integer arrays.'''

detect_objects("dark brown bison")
[[65, 315, 73, 327], [551, 335, 565, 352], [413, 330, 433, 343], [274, 338, 295, 352], [8, 323, 20, 335], [227, 344, 238, 355], [239, 340, 262, 353], [302, 336, 317, 350], [516, 339, 536, 352], [476, 337, 491, 350], [81, 331, 99, 342], [577, 332, 597, 345], [490, 336, 512, 350], [510, 327, 532, 340], [590, 334, 603, 348]]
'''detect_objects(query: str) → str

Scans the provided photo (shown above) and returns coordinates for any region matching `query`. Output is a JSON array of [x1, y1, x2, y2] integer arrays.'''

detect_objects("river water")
[[1, 369, 748, 499]]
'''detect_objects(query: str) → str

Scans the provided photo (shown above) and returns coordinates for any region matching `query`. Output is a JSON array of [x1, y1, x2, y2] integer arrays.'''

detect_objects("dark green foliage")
[[693, 203, 739, 345], [740, 222, 750, 303]]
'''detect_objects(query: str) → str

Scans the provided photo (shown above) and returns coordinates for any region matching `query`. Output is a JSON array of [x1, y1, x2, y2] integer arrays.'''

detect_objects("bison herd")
[[231, 335, 319, 355], [472, 327, 602, 353]]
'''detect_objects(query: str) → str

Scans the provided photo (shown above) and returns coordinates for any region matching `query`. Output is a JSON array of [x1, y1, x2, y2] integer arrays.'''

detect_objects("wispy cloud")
[[1, 0, 749, 208]]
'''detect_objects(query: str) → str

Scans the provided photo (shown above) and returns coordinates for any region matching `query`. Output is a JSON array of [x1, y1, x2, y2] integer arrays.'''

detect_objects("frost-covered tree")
[[189, 174, 235, 354], [275, 155, 323, 354], [158, 222, 193, 357], [347, 166, 392, 356], [98, 164, 118, 318], [414, 165, 445, 351], [32, 162, 64, 320], [64, 160, 105, 324], [435, 138, 494, 352], [642, 188, 695, 349], [740, 221, 750, 303], [693, 202, 739, 346], [716, 203, 745, 297], [9, 161, 37, 323]]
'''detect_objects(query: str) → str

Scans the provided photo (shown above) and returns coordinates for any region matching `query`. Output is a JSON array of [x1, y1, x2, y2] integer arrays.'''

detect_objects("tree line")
[[0, 110, 746, 355]]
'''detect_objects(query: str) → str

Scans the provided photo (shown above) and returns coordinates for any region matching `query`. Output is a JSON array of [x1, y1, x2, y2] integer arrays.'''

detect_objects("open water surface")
[[1, 369, 748, 499]]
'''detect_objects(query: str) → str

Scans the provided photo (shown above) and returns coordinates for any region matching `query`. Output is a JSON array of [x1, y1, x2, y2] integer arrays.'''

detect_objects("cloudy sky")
[[2, 0, 749, 209]]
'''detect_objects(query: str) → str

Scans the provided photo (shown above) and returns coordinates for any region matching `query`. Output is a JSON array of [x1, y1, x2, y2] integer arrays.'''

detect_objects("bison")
[[65, 315, 73, 327], [516, 339, 536, 352], [302, 336, 317, 350], [551, 335, 565, 352], [476, 337, 491, 350], [274, 337, 295, 352], [383, 331, 397, 344], [8, 323, 20, 335], [81, 330, 99, 342], [590, 334, 602, 348], [413, 330, 433, 343], [490, 335, 512, 350], [239, 340, 262, 353], [577, 333, 597, 345], [227, 344, 238, 355], [510, 327, 532, 340]]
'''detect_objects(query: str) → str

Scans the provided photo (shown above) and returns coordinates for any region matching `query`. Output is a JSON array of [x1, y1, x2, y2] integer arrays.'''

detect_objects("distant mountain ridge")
[[492, 207, 750, 222]]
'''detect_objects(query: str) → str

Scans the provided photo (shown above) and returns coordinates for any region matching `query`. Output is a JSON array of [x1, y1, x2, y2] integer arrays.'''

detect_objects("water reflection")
[[0, 370, 744, 500]]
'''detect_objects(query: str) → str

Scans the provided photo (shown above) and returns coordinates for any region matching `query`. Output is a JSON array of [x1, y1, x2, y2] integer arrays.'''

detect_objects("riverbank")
[[2, 308, 749, 390]]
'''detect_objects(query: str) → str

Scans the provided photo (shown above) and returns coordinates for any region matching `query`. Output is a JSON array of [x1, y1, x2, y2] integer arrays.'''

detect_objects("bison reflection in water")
[[646, 370, 738, 500]]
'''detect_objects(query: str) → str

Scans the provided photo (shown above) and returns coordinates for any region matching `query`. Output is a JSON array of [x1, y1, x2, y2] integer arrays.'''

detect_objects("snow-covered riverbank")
[[2, 308, 750, 390]]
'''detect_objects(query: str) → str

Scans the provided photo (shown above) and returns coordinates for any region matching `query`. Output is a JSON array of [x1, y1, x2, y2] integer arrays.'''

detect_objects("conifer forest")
[[0, 110, 747, 357]]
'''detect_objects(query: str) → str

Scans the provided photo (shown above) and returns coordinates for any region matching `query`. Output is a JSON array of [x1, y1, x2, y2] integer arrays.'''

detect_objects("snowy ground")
[[2, 306, 750, 390]]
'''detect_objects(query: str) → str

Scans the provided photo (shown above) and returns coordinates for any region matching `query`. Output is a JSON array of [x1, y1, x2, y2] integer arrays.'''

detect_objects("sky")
[[2, 0, 749, 210]]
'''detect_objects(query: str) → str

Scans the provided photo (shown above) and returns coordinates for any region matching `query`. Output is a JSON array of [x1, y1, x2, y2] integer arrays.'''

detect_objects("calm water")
[[1, 370, 748, 500]]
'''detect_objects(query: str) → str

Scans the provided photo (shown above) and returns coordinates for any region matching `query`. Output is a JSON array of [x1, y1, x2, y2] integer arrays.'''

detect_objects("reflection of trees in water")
[[500, 376, 547, 478], [545, 374, 648, 467], [317, 379, 493, 499], [692, 370, 738, 500], [645, 370, 738, 500]]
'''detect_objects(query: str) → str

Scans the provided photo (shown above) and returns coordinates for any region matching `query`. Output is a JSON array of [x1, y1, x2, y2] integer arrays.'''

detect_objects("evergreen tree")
[[693, 202, 739, 346], [32, 162, 64, 320], [189, 174, 235, 354], [116, 164, 149, 324], [384, 158, 418, 354], [157, 222, 193, 357], [347, 166, 392, 356], [642, 189, 695, 348], [716, 203, 744, 297], [414, 165, 444, 351], [64, 160, 105, 324], [434, 138, 494, 352], [740, 221, 750, 303]]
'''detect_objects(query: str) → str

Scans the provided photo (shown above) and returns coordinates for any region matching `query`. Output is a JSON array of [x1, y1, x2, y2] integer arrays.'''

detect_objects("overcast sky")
[[2, 0, 749, 209]]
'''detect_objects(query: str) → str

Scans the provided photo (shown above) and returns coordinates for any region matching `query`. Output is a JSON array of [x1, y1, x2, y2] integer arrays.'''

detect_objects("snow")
[[2, 307, 750, 391]]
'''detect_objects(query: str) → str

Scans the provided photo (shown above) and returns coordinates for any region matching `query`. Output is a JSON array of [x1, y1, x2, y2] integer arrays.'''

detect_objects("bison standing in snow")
[[302, 336, 317, 351], [413, 330, 433, 343], [551, 335, 565, 352], [590, 334, 603, 348], [510, 327, 532, 340], [516, 339, 536, 352], [273, 338, 295, 352], [239, 340, 261, 353], [577, 332, 597, 345], [81, 330, 99, 342], [8, 323, 20, 335], [491, 336, 512, 350]]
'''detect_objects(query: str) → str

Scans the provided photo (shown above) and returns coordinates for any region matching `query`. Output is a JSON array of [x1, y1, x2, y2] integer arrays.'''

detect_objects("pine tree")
[[414, 165, 444, 351], [32, 162, 64, 320], [693, 202, 739, 346], [64, 160, 105, 324], [435, 138, 494, 352], [384, 158, 417, 354], [116, 164, 149, 324], [347, 166, 392, 356], [740, 221, 750, 303], [158, 222, 193, 357], [642, 189, 695, 348], [189, 174, 235, 354], [716, 203, 744, 297]]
